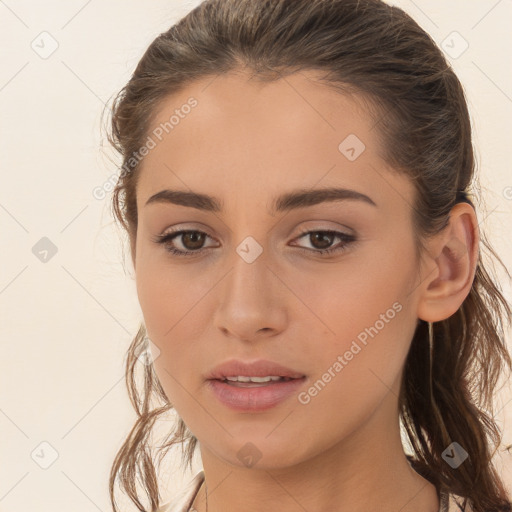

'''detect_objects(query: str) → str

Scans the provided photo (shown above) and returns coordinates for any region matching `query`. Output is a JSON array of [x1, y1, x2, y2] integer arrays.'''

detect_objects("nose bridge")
[[224, 207, 274, 294], [213, 235, 287, 339], [226, 238, 273, 305]]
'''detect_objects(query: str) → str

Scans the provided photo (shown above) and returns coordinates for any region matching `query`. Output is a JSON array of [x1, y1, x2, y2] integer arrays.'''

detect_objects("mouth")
[[205, 359, 307, 411], [215, 375, 303, 387], [207, 375, 307, 411], [206, 358, 306, 381]]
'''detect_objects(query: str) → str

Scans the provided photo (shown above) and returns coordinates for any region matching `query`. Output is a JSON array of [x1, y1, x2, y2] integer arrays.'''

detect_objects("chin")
[[210, 434, 308, 471]]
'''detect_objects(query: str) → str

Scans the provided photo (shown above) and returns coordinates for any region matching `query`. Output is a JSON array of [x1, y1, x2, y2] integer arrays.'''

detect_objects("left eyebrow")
[[144, 186, 377, 213]]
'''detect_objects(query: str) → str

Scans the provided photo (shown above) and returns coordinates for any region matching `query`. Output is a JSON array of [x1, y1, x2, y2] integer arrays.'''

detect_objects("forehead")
[[135, 69, 412, 213]]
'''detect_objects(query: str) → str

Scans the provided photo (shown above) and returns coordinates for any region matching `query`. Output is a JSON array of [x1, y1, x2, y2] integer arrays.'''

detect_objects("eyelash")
[[152, 228, 356, 258]]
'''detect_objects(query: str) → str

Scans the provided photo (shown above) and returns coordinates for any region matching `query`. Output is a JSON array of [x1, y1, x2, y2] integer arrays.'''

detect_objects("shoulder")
[[157, 470, 205, 512]]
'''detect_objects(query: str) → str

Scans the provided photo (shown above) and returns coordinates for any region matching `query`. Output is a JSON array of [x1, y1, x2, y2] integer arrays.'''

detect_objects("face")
[[134, 69, 427, 469]]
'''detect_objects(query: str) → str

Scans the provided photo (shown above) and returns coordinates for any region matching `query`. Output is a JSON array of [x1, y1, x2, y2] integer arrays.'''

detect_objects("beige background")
[[0, 0, 511, 510]]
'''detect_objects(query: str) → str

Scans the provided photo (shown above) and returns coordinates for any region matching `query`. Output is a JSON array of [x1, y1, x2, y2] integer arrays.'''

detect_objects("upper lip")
[[207, 359, 306, 380]]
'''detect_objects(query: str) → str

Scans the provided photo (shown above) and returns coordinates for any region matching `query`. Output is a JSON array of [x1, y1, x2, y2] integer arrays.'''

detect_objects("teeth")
[[225, 375, 286, 383]]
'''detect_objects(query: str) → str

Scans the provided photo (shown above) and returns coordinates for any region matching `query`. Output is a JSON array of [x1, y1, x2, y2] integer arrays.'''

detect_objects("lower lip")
[[207, 377, 306, 412]]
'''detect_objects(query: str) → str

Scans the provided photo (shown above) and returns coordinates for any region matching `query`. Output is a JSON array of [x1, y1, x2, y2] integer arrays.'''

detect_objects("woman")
[[104, 0, 512, 511]]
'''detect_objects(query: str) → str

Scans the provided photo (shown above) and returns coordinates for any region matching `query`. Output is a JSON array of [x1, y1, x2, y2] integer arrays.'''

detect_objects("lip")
[[206, 359, 306, 380], [205, 359, 306, 412], [207, 377, 307, 412]]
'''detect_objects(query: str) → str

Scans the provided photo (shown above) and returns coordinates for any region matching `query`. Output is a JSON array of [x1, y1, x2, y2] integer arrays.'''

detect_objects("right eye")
[[152, 229, 218, 257]]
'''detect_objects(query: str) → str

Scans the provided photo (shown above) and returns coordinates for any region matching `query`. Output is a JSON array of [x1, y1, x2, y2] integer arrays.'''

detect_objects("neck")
[[191, 390, 439, 512]]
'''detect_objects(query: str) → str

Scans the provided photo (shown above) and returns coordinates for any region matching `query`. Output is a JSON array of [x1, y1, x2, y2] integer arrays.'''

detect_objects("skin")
[[132, 69, 479, 512]]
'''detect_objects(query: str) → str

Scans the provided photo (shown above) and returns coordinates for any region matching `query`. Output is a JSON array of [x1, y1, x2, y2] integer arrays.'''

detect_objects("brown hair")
[[103, 0, 512, 510]]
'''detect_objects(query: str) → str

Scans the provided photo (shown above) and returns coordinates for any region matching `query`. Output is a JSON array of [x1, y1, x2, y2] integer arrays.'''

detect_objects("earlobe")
[[416, 203, 479, 323]]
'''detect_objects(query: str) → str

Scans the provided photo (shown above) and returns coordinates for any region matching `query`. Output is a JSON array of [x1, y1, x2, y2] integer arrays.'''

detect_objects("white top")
[[156, 469, 471, 512]]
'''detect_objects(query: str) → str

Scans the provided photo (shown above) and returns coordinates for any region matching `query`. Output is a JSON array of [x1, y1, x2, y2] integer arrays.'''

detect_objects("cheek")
[[135, 258, 211, 391], [292, 252, 416, 405], [290, 254, 411, 349], [135, 264, 176, 340], [292, 299, 413, 455], [135, 255, 204, 339]]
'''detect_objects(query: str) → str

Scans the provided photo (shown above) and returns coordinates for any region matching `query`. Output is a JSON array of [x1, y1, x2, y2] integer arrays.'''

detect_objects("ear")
[[416, 202, 479, 323]]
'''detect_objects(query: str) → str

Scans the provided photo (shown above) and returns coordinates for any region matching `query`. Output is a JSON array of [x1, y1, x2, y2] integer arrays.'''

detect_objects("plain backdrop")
[[1, 1, 511, 510]]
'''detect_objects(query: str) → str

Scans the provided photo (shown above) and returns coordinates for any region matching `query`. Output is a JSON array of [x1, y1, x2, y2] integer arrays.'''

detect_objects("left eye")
[[152, 229, 356, 257], [293, 229, 356, 255]]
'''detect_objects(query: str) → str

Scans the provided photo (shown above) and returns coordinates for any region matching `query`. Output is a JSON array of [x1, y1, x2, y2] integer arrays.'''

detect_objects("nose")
[[212, 248, 288, 343]]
